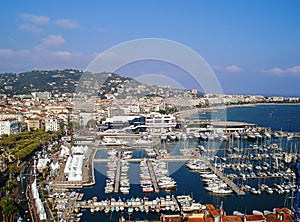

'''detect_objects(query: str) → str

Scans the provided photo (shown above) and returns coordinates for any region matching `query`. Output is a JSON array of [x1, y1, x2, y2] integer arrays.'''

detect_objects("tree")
[[59, 121, 66, 133], [8, 164, 19, 176], [0, 196, 18, 222], [87, 119, 97, 128], [70, 121, 80, 130], [3, 180, 14, 195], [158, 109, 166, 114]]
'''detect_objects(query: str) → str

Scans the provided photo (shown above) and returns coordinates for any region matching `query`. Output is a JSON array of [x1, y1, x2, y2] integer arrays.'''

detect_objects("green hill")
[[0, 69, 82, 95]]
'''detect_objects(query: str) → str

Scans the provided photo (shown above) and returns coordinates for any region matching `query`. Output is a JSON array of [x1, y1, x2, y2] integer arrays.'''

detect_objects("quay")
[[94, 155, 200, 163], [146, 159, 160, 192], [114, 151, 122, 193], [99, 143, 156, 148], [49, 148, 97, 189]]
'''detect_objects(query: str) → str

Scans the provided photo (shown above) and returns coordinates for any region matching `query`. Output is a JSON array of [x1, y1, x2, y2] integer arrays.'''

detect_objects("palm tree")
[[0, 196, 19, 222], [3, 180, 14, 196]]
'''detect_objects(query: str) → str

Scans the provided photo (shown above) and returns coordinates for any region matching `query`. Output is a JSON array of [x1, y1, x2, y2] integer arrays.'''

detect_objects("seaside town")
[[2, 1, 300, 221], [0, 70, 300, 222]]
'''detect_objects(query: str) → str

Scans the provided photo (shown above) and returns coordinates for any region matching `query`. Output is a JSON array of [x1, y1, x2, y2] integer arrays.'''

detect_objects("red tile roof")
[[186, 218, 205, 222], [223, 216, 243, 222], [210, 210, 220, 218], [206, 204, 216, 211], [245, 214, 265, 221], [162, 215, 182, 222], [204, 218, 214, 222]]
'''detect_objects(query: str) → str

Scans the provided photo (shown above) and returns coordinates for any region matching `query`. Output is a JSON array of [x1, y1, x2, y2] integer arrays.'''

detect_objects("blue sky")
[[0, 0, 300, 96]]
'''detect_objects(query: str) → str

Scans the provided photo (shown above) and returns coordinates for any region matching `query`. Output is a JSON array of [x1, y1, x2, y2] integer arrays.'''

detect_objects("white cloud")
[[225, 65, 243, 73], [0, 46, 95, 73], [19, 23, 42, 33], [20, 13, 49, 25], [263, 67, 283, 74], [0, 49, 30, 58], [0, 49, 33, 72], [286, 66, 300, 74], [42, 35, 65, 47], [263, 66, 300, 76], [55, 19, 80, 29], [213, 65, 243, 73], [51, 51, 72, 59], [0, 49, 14, 57]]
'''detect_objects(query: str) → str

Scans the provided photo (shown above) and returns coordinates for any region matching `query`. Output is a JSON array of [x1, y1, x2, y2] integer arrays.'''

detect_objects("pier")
[[114, 151, 121, 193], [77, 195, 181, 213], [94, 155, 200, 163], [147, 159, 160, 192], [201, 157, 246, 196]]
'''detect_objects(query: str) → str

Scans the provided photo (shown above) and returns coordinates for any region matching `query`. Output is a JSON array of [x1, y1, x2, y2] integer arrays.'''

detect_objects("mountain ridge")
[[0, 69, 195, 99]]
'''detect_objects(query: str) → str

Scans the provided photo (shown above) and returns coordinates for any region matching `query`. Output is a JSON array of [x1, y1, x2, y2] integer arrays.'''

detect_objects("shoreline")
[[179, 103, 300, 116], [213, 102, 300, 110]]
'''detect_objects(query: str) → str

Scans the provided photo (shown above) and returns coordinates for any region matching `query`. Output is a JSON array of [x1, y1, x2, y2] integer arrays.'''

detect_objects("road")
[[17, 160, 33, 221]]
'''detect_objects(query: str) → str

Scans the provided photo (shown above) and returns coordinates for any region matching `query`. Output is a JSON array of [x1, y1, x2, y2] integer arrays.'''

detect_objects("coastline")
[[213, 102, 300, 110], [181, 102, 300, 119]]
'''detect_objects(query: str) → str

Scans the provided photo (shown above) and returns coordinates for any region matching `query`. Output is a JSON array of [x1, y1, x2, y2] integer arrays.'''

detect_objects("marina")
[[43, 105, 300, 222], [93, 142, 296, 196], [48, 132, 300, 221]]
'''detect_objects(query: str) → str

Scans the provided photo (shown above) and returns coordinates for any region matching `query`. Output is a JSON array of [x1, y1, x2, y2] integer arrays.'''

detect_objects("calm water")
[[204, 104, 300, 132], [81, 104, 300, 221]]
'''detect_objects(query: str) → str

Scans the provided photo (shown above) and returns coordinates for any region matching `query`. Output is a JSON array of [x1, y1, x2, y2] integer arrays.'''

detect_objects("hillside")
[[0, 69, 193, 98], [0, 69, 82, 95]]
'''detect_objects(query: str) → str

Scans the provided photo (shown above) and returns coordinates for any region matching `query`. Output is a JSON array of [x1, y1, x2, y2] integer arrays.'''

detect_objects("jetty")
[[114, 151, 121, 193], [147, 159, 160, 192], [94, 155, 200, 163], [201, 156, 246, 196]]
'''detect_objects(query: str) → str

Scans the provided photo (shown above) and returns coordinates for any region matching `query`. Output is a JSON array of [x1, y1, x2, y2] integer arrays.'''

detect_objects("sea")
[[80, 104, 300, 221]]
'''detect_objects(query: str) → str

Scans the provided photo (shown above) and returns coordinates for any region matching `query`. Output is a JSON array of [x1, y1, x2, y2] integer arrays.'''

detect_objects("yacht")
[[201, 173, 218, 179], [250, 187, 261, 195], [142, 185, 154, 193], [212, 188, 233, 195], [266, 187, 273, 194]]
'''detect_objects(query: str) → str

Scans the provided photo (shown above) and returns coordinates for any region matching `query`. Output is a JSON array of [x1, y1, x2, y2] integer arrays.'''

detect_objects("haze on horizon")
[[0, 0, 300, 97]]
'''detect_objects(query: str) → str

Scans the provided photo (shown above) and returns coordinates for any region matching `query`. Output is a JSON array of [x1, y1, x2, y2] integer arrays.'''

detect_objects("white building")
[[45, 117, 59, 132], [145, 112, 177, 134], [31, 91, 52, 100], [0, 119, 18, 135]]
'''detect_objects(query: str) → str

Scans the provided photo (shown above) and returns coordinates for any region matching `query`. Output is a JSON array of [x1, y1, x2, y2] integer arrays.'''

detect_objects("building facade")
[[45, 117, 60, 132], [0, 119, 19, 135]]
